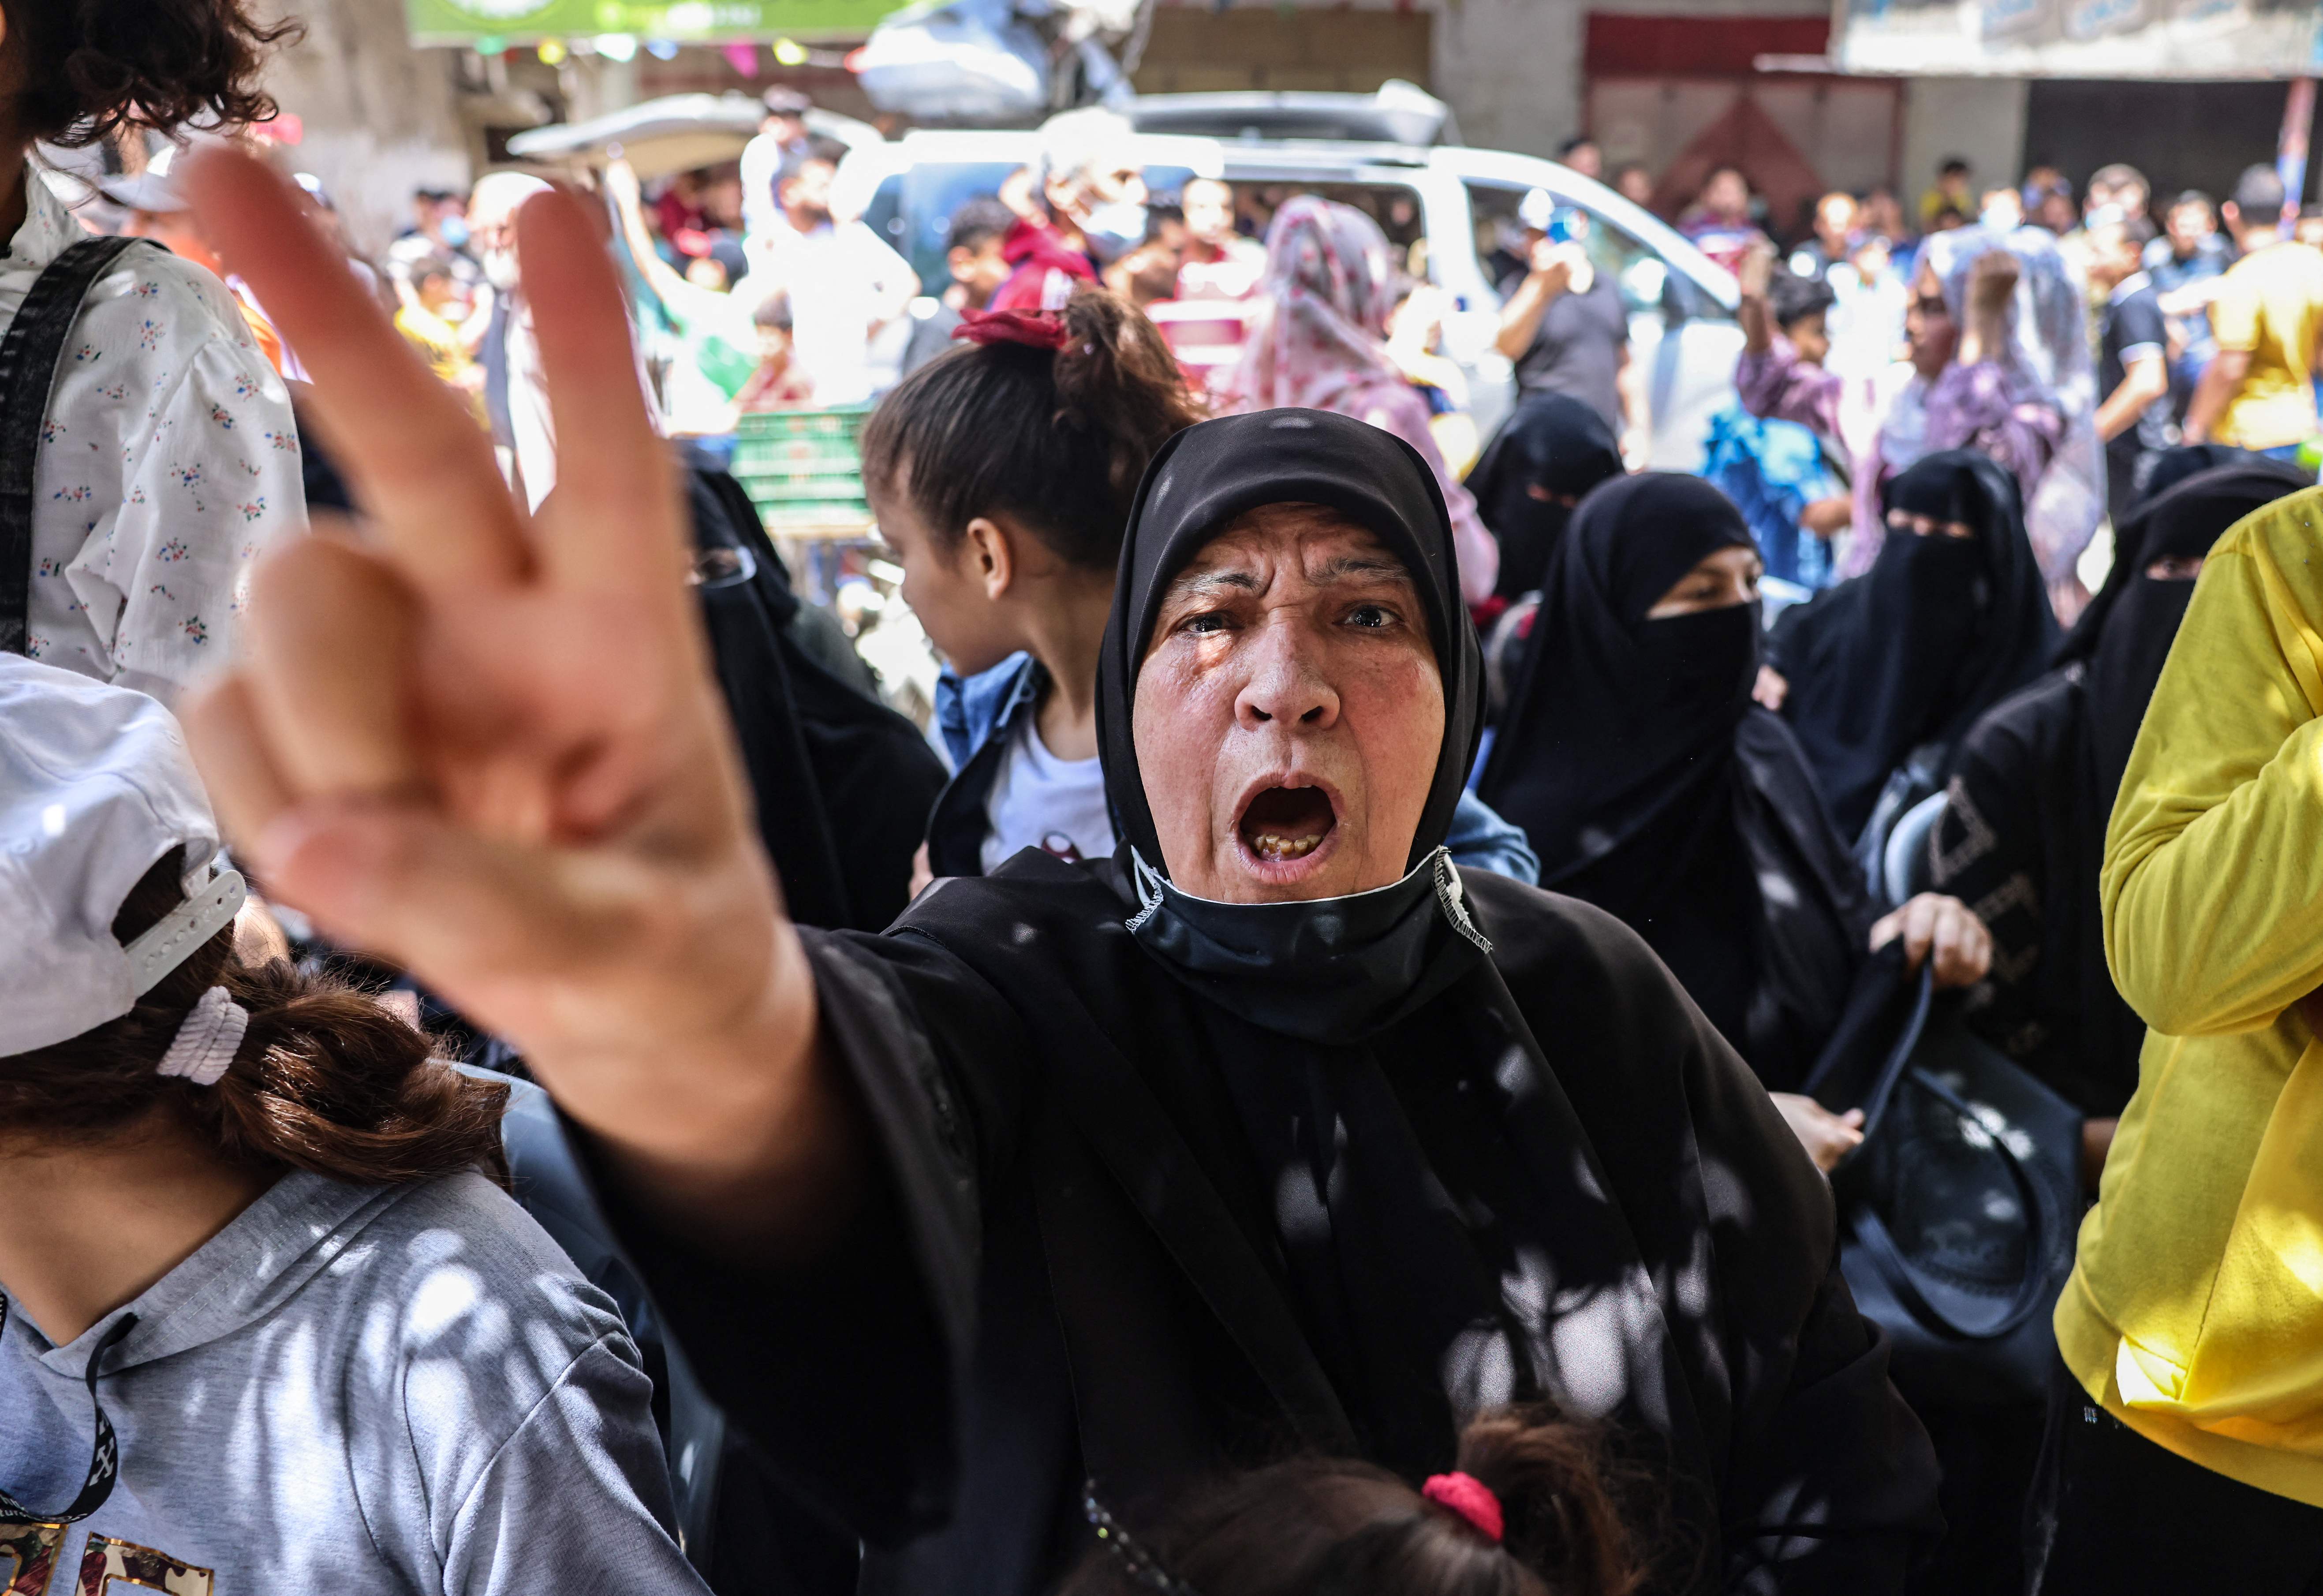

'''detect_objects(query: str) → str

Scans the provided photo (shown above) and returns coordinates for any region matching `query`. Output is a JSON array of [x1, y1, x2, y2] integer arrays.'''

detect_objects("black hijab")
[[1775, 449, 2055, 839], [1480, 474, 1871, 1086], [1095, 409, 1494, 1044], [1466, 393, 1627, 603]]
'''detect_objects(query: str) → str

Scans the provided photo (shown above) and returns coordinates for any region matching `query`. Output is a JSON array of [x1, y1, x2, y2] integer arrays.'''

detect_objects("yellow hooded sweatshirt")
[[2062, 484, 2323, 1506]]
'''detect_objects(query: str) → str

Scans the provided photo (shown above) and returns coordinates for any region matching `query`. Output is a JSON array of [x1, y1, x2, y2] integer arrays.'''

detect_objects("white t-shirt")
[[743, 220, 914, 406], [981, 709, 1116, 873]]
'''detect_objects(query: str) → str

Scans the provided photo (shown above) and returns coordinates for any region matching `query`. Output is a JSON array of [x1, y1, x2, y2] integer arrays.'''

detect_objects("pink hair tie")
[[1421, 1471, 1504, 1544]]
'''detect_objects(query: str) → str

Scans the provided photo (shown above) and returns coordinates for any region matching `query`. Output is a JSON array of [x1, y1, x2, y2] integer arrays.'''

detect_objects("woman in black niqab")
[[1771, 449, 2055, 841], [597, 408, 1941, 1596], [1929, 454, 2314, 1118], [1466, 392, 1627, 603], [1479, 474, 1959, 1093]]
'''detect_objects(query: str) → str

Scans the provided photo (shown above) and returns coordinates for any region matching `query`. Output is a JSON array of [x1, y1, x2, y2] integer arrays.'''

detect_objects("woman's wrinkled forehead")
[[1154, 503, 1418, 618]]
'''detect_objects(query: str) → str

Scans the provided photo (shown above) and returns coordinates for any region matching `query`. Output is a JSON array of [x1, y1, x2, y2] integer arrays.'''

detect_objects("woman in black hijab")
[[1767, 450, 2056, 842], [1927, 453, 2313, 1168], [568, 410, 1942, 1595], [1478, 474, 1991, 1140], [1466, 391, 1626, 604]]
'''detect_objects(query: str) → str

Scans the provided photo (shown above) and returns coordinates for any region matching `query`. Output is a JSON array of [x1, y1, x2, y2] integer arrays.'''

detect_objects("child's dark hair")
[[1769, 267, 1836, 333], [947, 195, 1017, 256], [1, 0, 301, 148], [861, 287, 1204, 573], [752, 288, 795, 332], [0, 848, 509, 1187], [1064, 1407, 1658, 1596]]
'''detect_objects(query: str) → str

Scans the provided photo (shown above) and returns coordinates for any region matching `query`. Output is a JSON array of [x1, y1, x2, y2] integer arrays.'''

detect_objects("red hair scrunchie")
[[1421, 1471, 1505, 1544], [952, 307, 1072, 351]]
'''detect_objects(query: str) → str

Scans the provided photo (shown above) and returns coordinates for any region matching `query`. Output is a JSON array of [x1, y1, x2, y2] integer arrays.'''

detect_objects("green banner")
[[406, 0, 896, 45]]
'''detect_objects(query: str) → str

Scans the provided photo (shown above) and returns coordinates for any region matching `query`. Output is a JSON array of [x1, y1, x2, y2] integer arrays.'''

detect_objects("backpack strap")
[[0, 235, 147, 656]]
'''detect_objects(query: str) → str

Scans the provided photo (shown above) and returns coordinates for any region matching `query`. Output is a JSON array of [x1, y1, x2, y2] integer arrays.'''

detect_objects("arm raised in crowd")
[[2102, 504, 2323, 1035], [175, 149, 863, 1261]]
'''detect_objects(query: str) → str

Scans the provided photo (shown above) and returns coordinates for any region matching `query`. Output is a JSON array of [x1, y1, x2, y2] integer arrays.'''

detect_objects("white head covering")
[[0, 656, 245, 1054]]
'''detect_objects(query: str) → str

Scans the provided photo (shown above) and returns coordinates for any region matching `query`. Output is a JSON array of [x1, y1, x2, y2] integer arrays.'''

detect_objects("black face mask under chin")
[[1124, 847, 1494, 1047], [1634, 600, 1762, 711]]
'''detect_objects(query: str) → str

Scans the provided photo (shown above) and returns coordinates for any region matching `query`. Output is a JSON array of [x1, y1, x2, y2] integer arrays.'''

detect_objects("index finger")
[[181, 147, 530, 588], [516, 189, 688, 608]]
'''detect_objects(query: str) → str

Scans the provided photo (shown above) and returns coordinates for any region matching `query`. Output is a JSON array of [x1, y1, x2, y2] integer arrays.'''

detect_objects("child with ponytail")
[[1065, 1406, 1663, 1596], [0, 657, 711, 1593], [863, 287, 1539, 884]]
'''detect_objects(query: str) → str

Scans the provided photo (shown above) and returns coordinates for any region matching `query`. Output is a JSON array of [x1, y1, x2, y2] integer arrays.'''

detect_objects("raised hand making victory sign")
[[176, 149, 851, 1251]]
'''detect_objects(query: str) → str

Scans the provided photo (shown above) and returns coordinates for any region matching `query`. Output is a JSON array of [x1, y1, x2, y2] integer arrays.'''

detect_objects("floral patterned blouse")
[[11, 166, 304, 705]]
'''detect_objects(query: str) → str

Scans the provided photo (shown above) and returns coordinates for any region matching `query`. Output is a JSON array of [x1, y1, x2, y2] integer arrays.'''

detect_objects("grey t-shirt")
[[1498, 267, 1628, 429], [0, 1168, 712, 1596]]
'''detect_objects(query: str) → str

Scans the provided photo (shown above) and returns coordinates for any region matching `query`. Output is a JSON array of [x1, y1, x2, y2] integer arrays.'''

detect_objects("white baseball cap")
[[0, 656, 246, 1055], [1517, 187, 1556, 233]]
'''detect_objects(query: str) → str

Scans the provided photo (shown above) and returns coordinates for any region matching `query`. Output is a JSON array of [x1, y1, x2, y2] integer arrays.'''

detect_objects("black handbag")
[[1803, 945, 2083, 1406]]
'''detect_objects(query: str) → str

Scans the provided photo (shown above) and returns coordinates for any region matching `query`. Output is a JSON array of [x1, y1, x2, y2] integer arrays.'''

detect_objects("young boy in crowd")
[[2088, 209, 2174, 515], [901, 196, 1019, 374], [734, 289, 814, 413], [1715, 252, 1849, 591]]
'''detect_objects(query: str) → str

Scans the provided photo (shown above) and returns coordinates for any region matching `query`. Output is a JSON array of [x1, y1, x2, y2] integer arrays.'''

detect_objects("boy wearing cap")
[[0, 656, 712, 1596]]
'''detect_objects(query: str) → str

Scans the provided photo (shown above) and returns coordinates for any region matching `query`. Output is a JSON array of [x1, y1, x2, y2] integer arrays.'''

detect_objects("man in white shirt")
[[743, 152, 918, 407], [739, 87, 813, 242]]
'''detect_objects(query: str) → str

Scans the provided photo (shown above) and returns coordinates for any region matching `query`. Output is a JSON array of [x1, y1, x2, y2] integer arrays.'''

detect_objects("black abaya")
[[1930, 457, 2313, 1115], [1772, 451, 2055, 841], [581, 410, 1941, 1596]]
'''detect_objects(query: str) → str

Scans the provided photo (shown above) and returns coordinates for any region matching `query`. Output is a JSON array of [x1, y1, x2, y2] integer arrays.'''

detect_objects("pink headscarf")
[[1221, 198, 1498, 604]]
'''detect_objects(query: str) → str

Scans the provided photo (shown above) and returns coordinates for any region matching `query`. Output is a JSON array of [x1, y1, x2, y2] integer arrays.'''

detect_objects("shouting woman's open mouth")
[[1236, 780, 1340, 873]]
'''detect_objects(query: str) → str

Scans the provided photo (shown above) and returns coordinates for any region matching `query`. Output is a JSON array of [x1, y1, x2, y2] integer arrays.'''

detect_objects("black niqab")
[[1775, 450, 2055, 839], [2077, 457, 2313, 801], [1465, 393, 1626, 602], [1479, 474, 1871, 1085], [1942, 457, 2311, 1114], [1479, 473, 1759, 919]]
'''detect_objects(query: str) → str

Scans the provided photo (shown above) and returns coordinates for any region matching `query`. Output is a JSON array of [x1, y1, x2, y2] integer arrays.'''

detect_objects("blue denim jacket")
[[929, 653, 1541, 884]]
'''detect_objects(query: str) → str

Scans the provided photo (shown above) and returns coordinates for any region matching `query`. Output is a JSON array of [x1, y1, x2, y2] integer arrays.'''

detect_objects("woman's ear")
[[961, 516, 1016, 601]]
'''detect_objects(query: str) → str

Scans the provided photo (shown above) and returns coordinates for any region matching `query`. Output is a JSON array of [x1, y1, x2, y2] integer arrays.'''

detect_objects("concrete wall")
[[1431, 0, 1829, 160], [1433, 0, 1587, 157], [257, 0, 474, 258], [1898, 77, 2030, 206]]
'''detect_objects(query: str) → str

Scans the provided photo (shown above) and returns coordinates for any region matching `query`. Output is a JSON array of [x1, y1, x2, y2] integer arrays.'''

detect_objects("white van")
[[833, 88, 1746, 469]]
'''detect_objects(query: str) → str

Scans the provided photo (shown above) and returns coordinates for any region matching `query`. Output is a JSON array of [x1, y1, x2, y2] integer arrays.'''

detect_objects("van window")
[[1462, 182, 1720, 321], [863, 173, 906, 260]]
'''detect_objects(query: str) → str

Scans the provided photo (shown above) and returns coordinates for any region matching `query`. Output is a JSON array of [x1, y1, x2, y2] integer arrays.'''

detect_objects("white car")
[[832, 89, 1745, 469]]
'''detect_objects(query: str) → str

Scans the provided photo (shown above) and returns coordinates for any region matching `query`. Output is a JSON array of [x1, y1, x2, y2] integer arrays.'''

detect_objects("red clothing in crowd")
[[988, 217, 1098, 313]]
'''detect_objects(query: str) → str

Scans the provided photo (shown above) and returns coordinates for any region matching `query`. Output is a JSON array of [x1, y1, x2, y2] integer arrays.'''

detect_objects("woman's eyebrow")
[[1311, 555, 1412, 585], [1165, 567, 1263, 602]]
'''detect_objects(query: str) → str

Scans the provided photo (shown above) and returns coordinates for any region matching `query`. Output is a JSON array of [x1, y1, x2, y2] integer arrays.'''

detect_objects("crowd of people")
[[18, 5, 2323, 1596]]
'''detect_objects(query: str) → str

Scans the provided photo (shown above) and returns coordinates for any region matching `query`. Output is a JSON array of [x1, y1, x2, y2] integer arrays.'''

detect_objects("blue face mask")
[[1081, 201, 1147, 262], [440, 216, 471, 249]]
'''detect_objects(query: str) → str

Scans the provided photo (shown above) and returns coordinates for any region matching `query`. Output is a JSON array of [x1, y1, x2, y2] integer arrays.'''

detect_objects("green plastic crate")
[[732, 405, 875, 530]]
